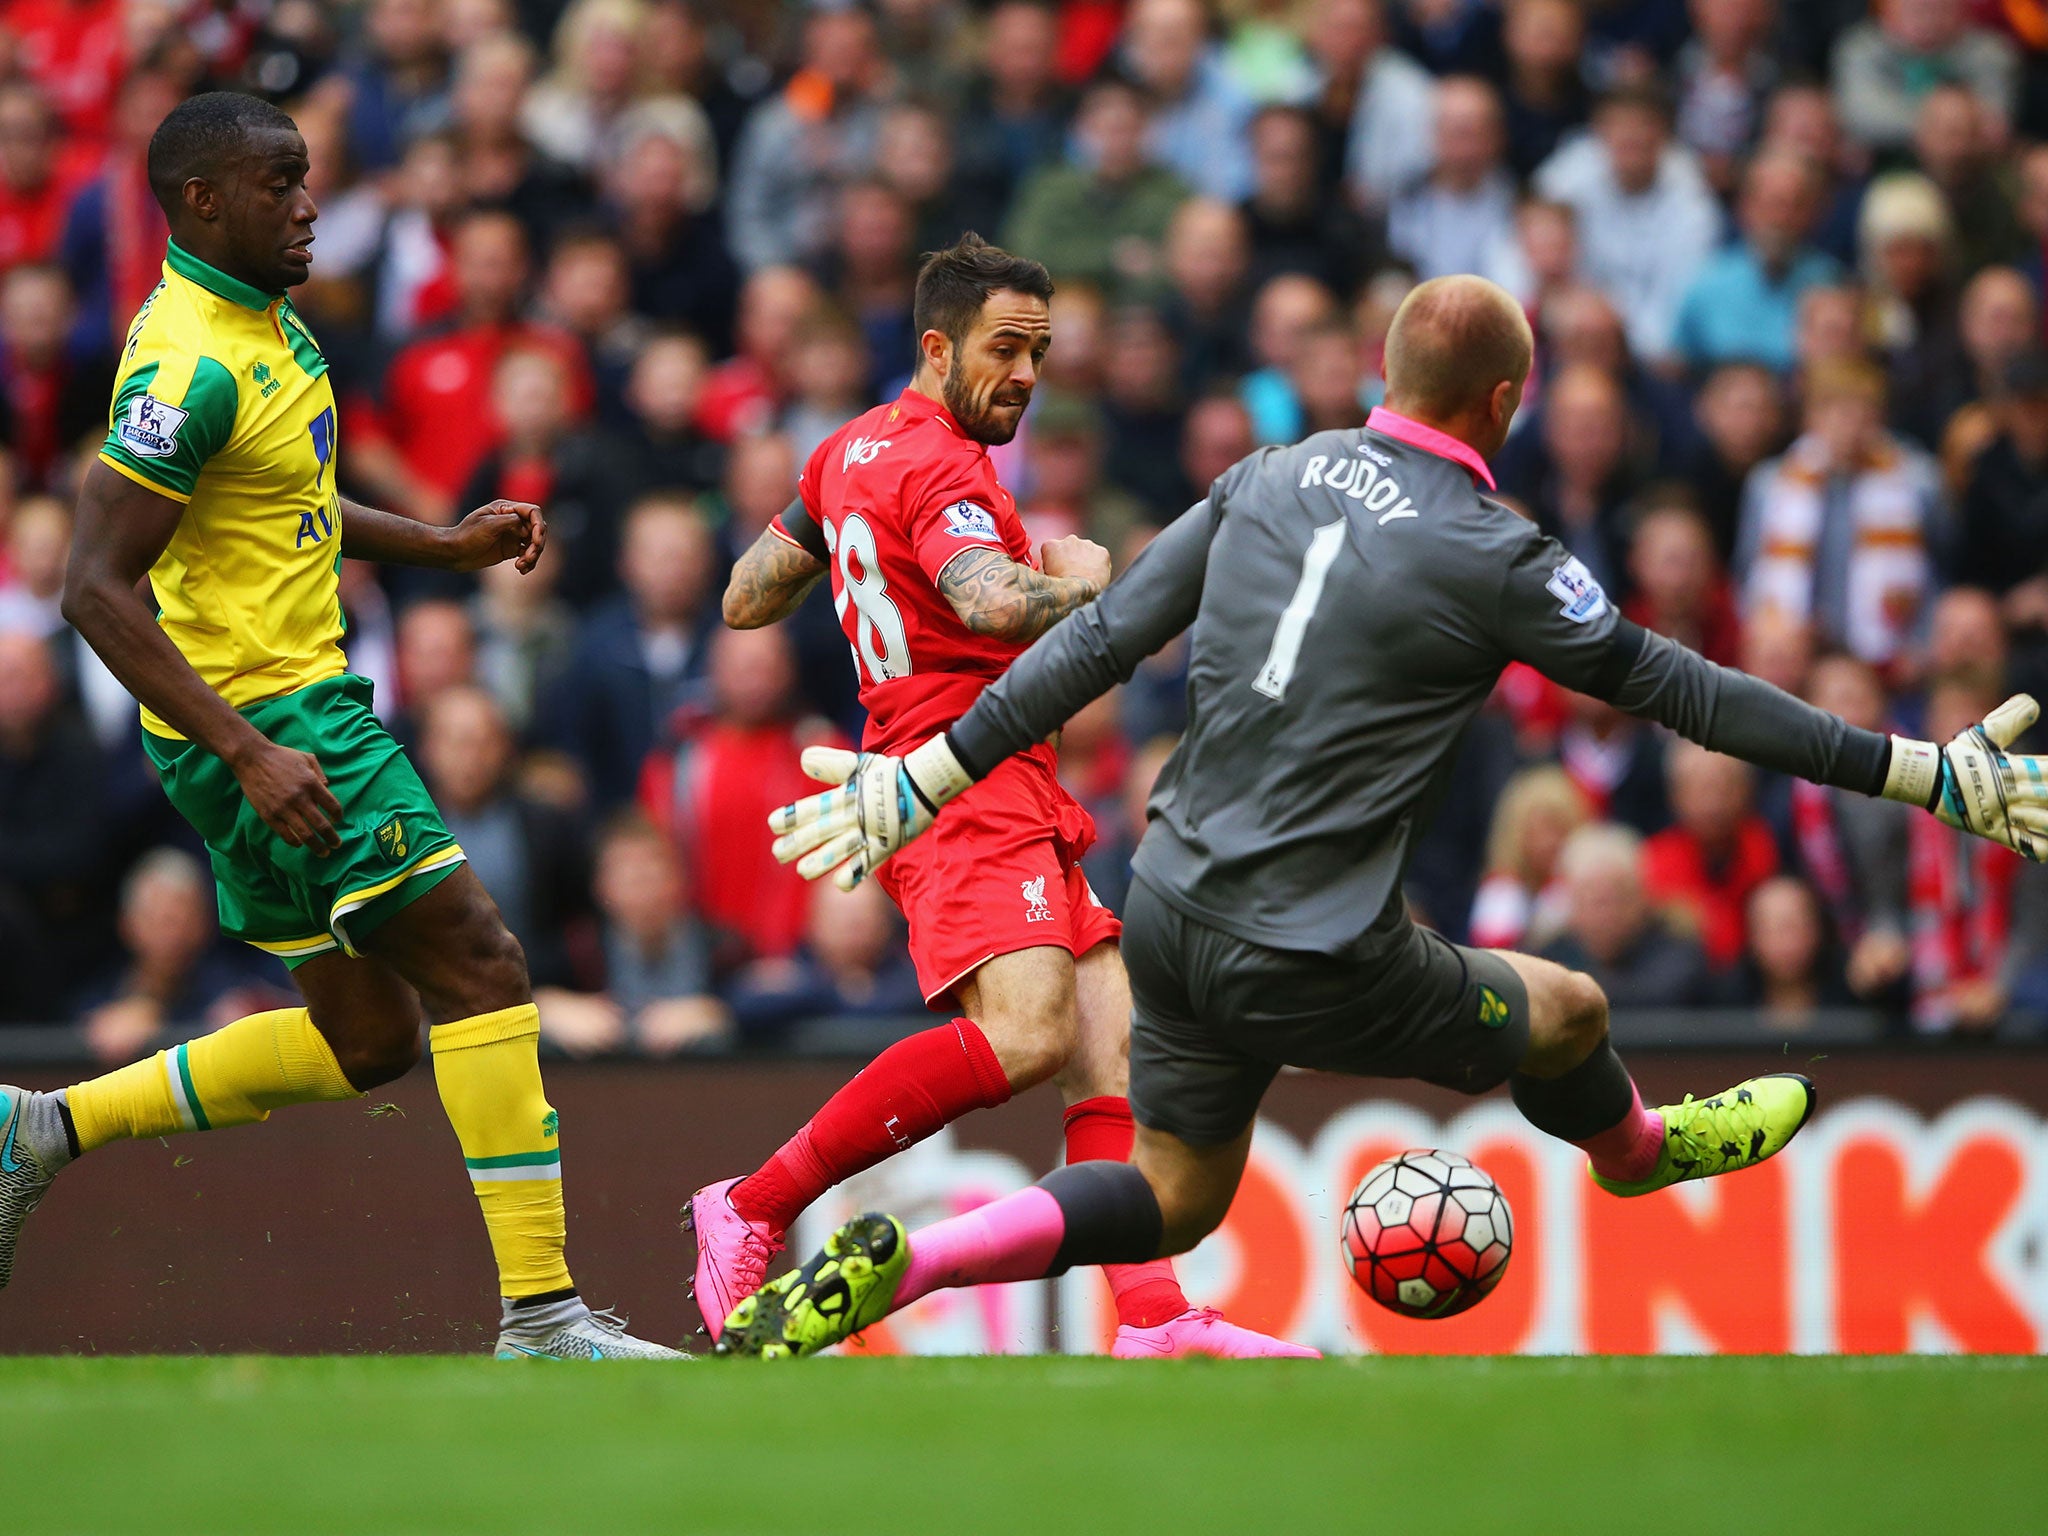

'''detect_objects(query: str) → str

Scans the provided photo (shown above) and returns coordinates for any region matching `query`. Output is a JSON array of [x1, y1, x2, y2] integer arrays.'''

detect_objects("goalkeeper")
[[724, 274, 2048, 1357]]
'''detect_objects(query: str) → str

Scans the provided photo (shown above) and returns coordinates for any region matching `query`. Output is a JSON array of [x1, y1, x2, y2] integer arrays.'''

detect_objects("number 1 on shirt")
[[1253, 519, 1347, 701]]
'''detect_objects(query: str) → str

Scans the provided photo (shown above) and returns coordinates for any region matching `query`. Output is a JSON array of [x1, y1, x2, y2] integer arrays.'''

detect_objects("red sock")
[[1576, 1083, 1666, 1184], [1063, 1095, 1189, 1329], [732, 1019, 1012, 1233]]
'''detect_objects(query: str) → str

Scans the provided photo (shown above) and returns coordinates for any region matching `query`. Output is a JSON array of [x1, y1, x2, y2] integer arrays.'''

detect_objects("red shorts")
[[872, 745, 1123, 1007]]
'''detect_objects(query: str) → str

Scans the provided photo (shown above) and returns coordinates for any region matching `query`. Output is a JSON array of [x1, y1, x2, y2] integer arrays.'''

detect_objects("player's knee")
[[1525, 968, 1609, 1075], [977, 997, 1079, 1092], [1153, 1178, 1229, 1257], [324, 1015, 423, 1091], [432, 911, 531, 1019]]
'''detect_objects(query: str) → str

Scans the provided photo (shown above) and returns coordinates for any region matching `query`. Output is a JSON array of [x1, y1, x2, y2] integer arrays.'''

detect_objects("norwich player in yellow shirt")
[[0, 92, 680, 1360]]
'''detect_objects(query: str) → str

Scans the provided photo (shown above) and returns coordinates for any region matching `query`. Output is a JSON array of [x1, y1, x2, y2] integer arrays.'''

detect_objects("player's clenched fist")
[[768, 736, 975, 889], [1883, 692, 2048, 860], [1039, 534, 1111, 593]]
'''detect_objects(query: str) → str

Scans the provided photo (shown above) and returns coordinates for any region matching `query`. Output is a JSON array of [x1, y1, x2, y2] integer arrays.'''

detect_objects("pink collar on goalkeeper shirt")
[[1365, 406, 1497, 491]]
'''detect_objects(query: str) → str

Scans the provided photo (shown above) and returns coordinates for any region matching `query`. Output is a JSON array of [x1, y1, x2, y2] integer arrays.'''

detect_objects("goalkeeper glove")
[[1882, 693, 2048, 861], [767, 734, 975, 890]]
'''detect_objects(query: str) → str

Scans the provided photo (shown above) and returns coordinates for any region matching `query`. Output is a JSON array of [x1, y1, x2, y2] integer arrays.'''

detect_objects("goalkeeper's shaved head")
[[1382, 275, 1534, 454]]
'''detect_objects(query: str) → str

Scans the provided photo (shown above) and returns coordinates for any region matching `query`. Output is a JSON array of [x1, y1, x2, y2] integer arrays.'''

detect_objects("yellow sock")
[[429, 1004, 573, 1299], [65, 1008, 360, 1152]]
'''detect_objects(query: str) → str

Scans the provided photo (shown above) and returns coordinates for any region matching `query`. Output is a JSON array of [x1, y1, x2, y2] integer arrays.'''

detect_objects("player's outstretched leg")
[[0, 1006, 366, 1289], [361, 870, 682, 1360], [719, 1129, 1278, 1360], [1059, 951, 1316, 1359], [1499, 954, 1816, 1197]]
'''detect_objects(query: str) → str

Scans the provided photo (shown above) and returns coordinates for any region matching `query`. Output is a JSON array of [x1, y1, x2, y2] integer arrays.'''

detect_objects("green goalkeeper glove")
[[767, 735, 975, 890], [1882, 693, 2048, 861]]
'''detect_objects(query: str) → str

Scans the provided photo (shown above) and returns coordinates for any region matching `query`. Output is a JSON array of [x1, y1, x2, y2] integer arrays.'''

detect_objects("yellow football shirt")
[[99, 240, 347, 737]]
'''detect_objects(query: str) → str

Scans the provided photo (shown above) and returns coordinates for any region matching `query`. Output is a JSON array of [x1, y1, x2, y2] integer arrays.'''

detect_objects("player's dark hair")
[[912, 233, 1054, 357], [145, 91, 299, 218]]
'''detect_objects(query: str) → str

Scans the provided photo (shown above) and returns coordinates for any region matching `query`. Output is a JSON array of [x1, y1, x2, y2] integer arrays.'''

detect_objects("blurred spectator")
[[0, 82, 92, 274], [1177, 389, 1258, 510], [877, 100, 1006, 262], [360, 130, 466, 342], [1386, 76, 1516, 281], [1673, 0, 1780, 194], [1123, 0, 1257, 201], [473, 550, 577, 733], [462, 346, 636, 607], [538, 229, 646, 423], [1499, 0, 1592, 179], [1468, 765, 1592, 951], [1534, 83, 1723, 361], [1929, 265, 2040, 478], [604, 103, 737, 353], [1759, 80, 1867, 267], [950, 0, 1075, 217], [1392, 0, 1503, 79], [726, 1, 890, 271], [0, 630, 107, 1015], [1003, 76, 1190, 294], [0, 494, 68, 637], [1861, 172, 1965, 444], [1738, 357, 1942, 671], [1482, 195, 1581, 314], [1239, 103, 1386, 293], [1923, 584, 2010, 698], [417, 685, 593, 989], [1685, 362, 1789, 554], [1796, 651, 1912, 1003], [639, 624, 846, 966], [1099, 306, 1189, 517], [1542, 822, 1717, 1008], [1913, 82, 2023, 277], [76, 849, 283, 1065], [1672, 149, 1843, 374], [1908, 679, 2033, 1032], [535, 812, 729, 1056], [450, 33, 594, 249], [1019, 391, 1145, 549], [780, 306, 875, 465], [338, 0, 453, 172], [1624, 492, 1742, 664], [616, 330, 725, 497], [542, 493, 715, 808], [1526, 363, 1636, 597], [1160, 197, 1254, 389], [1556, 689, 1670, 832], [1958, 349, 2048, 611], [1735, 874, 1853, 1025], [352, 209, 592, 527], [1523, 284, 1695, 477], [0, 264, 109, 491], [728, 878, 921, 1048], [639, 0, 756, 170], [519, 0, 647, 173], [57, 64, 179, 350], [1305, 0, 1436, 211], [1642, 742, 1781, 970], [695, 264, 821, 442], [1832, 0, 2019, 156], [1239, 271, 1340, 442], [1290, 315, 1370, 432], [7, 0, 126, 147], [392, 597, 479, 742], [832, 179, 917, 393]]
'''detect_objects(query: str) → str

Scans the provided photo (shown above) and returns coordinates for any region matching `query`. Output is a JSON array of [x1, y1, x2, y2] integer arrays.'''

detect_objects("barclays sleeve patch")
[[117, 394, 190, 459], [1545, 555, 1610, 625], [942, 500, 1000, 540]]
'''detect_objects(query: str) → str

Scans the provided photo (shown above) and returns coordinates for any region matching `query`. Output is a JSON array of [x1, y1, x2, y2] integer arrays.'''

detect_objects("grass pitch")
[[4, 1354, 2040, 1535]]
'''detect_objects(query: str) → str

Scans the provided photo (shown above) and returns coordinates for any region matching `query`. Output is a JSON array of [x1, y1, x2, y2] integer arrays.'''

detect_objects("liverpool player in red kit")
[[693, 235, 1312, 1359]]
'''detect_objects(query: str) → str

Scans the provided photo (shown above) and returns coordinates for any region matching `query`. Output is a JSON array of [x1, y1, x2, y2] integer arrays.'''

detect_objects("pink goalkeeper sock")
[[1575, 1085, 1665, 1183], [894, 1185, 1068, 1309]]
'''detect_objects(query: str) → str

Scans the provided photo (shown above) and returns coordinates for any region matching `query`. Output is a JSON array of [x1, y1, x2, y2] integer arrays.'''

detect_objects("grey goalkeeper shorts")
[[1122, 878, 1532, 1147]]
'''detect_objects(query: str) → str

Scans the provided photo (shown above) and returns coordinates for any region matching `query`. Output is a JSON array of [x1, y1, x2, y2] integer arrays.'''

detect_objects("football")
[[1341, 1149, 1513, 1320]]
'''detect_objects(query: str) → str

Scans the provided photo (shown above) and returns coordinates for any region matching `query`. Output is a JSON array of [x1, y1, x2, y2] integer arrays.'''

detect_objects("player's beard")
[[943, 372, 1029, 446]]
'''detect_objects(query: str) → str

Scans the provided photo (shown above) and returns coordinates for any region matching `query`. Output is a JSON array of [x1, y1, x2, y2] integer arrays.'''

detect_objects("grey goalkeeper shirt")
[[948, 410, 1892, 957]]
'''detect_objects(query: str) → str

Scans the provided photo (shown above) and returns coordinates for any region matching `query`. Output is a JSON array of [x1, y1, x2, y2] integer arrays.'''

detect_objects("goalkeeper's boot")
[[1589, 1073, 1816, 1198], [495, 1302, 687, 1360], [0, 1086, 74, 1290], [715, 1212, 910, 1359], [684, 1176, 784, 1342], [1112, 1307, 1323, 1360]]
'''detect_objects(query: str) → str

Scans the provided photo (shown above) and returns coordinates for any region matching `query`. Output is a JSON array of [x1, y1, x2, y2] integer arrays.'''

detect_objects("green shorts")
[[145, 672, 467, 968]]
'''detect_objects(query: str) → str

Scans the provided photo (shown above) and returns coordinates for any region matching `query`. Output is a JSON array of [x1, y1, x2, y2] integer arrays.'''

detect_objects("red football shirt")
[[775, 388, 1035, 753]]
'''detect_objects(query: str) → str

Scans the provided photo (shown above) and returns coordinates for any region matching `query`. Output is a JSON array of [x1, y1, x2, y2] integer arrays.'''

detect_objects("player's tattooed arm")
[[724, 525, 828, 628], [938, 544, 1107, 643]]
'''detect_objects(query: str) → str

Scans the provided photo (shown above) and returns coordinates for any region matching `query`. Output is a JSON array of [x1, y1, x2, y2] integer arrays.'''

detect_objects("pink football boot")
[[684, 1176, 785, 1341], [1111, 1307, 1322, 1360]]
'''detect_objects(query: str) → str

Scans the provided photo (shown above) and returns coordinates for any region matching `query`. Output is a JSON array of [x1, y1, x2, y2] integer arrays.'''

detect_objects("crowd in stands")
[[8, 0, 2048, 1055]]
